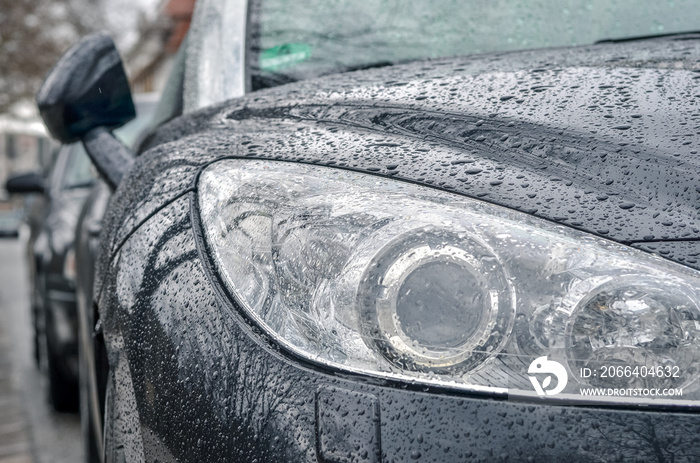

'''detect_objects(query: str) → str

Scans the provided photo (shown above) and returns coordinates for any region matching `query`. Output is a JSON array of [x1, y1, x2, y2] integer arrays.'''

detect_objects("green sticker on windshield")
[[260, 43, 312, 72]]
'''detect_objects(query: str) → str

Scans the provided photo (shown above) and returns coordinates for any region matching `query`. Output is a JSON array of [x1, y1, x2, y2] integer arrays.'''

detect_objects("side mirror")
[[37, 33, 136, 188], [6, 172, 45, 195], [37, 33, 135, 143]]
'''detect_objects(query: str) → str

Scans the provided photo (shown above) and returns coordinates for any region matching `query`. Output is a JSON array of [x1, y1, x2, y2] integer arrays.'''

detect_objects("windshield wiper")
[[251, 72, 298, 91], [596, 30, 700, 44], [337, 61, 394, 73], [252, 61, 396, 91]]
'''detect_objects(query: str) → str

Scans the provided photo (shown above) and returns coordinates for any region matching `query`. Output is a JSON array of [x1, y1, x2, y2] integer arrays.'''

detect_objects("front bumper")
[[99, 193, 700, 463]]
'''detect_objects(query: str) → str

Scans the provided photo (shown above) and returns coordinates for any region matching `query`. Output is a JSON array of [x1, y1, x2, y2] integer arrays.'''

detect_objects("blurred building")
[[125, 0, 196, 94]]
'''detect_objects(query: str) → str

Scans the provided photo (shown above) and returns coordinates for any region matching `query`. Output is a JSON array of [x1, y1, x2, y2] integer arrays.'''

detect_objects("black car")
[[39, 0, 700, 461], [6, 143, 96, 410]]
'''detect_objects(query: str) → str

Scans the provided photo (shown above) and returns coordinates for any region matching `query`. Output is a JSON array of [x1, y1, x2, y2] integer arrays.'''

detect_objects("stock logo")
[[528, 356, 568, 396]]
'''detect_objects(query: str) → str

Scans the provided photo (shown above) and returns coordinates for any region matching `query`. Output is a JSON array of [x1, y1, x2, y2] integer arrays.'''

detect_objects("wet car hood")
[[112, 35, 700, 274]]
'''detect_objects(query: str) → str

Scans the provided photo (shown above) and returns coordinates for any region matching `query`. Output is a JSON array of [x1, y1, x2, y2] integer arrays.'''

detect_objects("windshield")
[[250, 0, 700, 89]]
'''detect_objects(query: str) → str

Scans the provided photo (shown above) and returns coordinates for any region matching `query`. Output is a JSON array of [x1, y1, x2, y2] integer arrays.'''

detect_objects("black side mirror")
[[37, 33, 135, 143], [6, 172, 45, 195], [37, 33, 136, 188]]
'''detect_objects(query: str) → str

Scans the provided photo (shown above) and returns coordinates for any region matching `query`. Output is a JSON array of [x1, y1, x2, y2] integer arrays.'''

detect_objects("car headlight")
[[198, 159, 700, 405]]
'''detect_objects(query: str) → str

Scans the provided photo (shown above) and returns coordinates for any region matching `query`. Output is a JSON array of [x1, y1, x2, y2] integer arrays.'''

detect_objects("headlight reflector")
[[358, 230, 514, 371]]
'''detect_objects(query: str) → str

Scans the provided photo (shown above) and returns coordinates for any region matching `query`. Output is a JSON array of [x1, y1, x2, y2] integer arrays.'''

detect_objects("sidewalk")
[[0, 239, 81, 463], [0, 323, 33, 463]]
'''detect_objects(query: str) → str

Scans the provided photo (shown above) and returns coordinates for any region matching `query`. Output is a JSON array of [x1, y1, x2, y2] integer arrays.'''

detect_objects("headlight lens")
[[358, 229, 513, 371], [199, 160, 700, 405]]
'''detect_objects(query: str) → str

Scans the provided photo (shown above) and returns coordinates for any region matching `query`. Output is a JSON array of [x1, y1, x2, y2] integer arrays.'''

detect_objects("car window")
[[61, 144, 95, 190], [115, 97, 159, 150], [43, 147, 60, 178], [249, 0, 700, 89]]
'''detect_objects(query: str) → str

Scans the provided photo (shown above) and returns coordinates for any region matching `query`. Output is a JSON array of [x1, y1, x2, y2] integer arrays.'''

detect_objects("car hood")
[[118, 36, 700, 271]]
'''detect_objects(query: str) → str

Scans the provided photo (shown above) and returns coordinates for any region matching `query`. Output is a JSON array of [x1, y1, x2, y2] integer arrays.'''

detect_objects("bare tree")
[[0, 0, 106, 113], [0, 0, 159, 115]]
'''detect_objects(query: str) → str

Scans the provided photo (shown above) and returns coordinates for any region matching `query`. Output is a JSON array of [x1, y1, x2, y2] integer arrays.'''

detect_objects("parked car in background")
[[37, 0, 700, 461], [5, 95, 156, 412], [0, 207, 22, 238], [6, 144, 96, 410]]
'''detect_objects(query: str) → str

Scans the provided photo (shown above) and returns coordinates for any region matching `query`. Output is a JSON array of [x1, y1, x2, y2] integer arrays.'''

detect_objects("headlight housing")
[[198, 159, 700, 405]]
